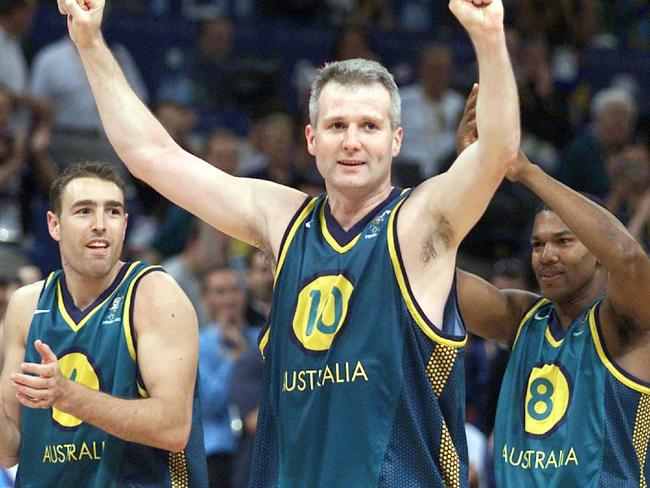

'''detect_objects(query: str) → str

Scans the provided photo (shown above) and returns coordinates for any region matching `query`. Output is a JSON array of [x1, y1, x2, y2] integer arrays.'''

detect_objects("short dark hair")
[[50, 161, 125, 215], [534, 192, 606, 215]]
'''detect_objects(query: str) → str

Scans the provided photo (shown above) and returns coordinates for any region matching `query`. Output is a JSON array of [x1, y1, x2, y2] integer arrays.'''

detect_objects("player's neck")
[[553, 282, 605, 330], [326, 184, 393, 231], [63, 261, 124, 310]]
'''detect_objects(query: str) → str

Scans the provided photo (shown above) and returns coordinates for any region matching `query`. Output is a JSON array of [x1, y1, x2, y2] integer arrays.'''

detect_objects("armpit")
[[420, 214, 453, 264], [610, 303, 645, 346]]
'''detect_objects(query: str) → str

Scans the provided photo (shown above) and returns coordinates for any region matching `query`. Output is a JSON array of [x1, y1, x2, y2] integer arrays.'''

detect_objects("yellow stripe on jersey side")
[[633, 394, 650, 488], [169, 451, 190, 488], [56, 262, 141, 332], [590, 306, 650, 394], [426, 344, 461, 487], [319, 199, 359, 253], [274, 197, 318, 286], [387, 199, 466, 348], [122, 265, 163, 362], [261, 197, 318, 357], [44, 272, 56, 288], [512, 298, 550, 349]]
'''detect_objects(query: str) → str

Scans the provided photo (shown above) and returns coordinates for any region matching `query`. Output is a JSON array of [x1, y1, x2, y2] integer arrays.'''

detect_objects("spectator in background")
[[158, 15, 281, 118], [0, 0, 51, 128], [518, 37, 572, 152], [606, 143, 650, 253], [557, 86, 638, 198], [229, 347, 263, 488], [162, 220, 228, 325], [244, 112, 304, 187], [0, 81, 59, 277], [398, 43, 465, 181], [29, 36, 148, 173], [198, 266, 260, 488], [244, 248, 274, 327]]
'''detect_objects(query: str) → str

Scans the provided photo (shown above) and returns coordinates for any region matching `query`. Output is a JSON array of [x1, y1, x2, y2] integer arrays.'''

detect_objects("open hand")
[[57, 0, 105, 48], [11, 340, 65, 409], [448, 0, 504, 36]]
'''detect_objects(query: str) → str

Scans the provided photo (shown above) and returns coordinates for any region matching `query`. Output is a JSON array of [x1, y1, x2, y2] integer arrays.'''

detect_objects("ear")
[[305, 124, 316, 156], [47, 211, 60, 242], [392, 127, 403, 158]]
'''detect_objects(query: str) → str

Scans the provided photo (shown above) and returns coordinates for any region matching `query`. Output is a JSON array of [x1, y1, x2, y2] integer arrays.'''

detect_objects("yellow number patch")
[[524, 363, 571, 436], [53, 352, 100, 428], [292, 275, 354, 352]]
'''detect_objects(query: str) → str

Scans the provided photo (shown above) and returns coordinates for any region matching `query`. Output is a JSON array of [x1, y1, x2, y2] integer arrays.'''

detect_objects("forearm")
[[520, 164, 645, 271], [56, 380, 190, 453], [75, 36, 175, 180], [473, 30, 520, 165]]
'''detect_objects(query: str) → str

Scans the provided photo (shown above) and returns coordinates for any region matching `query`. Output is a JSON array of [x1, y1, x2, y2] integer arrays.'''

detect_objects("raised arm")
[[0, 282, 42, 467], [56, 0, 305, 256], [402, 0, 519, 247], [456, 270, 538, 347], [509, 154, 650, 346], [11, 273, 200, 452]]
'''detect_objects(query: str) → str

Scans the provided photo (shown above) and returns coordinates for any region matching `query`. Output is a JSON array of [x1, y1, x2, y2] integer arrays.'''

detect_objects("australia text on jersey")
[[282, 361, 369, 392]]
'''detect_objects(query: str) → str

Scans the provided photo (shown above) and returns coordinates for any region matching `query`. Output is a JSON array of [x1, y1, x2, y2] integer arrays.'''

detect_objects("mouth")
[[538, 269, 563, 283], [85, 239, 110, 253], [337, 160, 366, 167]]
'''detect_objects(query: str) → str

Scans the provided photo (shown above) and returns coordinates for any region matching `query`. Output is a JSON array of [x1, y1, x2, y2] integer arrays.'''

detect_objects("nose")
[[538, 243, 558, 264], [91, 209, 106, 232], [342, 125, 361, 152]]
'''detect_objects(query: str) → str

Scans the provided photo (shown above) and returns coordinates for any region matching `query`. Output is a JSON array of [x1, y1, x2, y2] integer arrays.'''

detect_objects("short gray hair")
[[308, 58, 401, 129]]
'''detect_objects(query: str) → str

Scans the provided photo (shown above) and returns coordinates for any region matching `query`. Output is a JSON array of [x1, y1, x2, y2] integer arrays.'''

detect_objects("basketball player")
[[57, 0, 519, 485], [456, 91, 650, 486], [0, 162, 208, 486]]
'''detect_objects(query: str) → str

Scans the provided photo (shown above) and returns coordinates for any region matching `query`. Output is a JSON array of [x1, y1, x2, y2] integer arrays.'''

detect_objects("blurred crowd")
[[1, 0, 649, 487]]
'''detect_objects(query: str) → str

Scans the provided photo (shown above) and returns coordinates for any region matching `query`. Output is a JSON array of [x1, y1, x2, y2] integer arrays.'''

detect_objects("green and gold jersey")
[[251, 189, 469, 488], [16, 262, 208, 488], [494, 298, 650, 487]]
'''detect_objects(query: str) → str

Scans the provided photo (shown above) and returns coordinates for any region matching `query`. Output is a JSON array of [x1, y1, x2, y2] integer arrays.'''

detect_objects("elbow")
[[162, 417, 192, 453]]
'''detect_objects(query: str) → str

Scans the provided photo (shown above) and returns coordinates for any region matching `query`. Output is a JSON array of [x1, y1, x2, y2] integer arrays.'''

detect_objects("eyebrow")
[[531, 230, 574, 241], [71, 199, 124, 209]]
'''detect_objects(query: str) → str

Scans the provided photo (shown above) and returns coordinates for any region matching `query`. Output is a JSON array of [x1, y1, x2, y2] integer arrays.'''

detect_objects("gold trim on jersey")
[[544, 327, 564, 348], [590, 306, 650, 394], [633, 394, 650, 488], [274, 197, 318, 285], [122, 265, 163, 363], [260, 197, 318, 357], [169, 451, 190, 487], [45, 272, 56, 288], [56, 262, 141, 333], [512, 298, 550, 349], [319, 199, 360, 253], [387, 199, 466, 348], [426, 344, 461, 487]]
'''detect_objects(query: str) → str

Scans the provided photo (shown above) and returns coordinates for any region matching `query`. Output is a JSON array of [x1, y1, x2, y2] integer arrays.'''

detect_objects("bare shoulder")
[[6, 281, 43, 323], [132, 271, 197, 330]]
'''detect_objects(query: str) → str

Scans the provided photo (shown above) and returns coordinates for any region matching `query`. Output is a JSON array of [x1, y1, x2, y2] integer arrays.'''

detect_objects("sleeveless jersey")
[[494, 298, 650, 487], [16, 261, 209, 488], [251, 189, 469, 488]]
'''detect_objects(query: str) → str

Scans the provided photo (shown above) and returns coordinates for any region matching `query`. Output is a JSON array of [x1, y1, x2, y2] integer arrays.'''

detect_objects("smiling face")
[[47, 177, 127, 280], [530, 211, 603, 304], [305, 82, 402, 195]]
